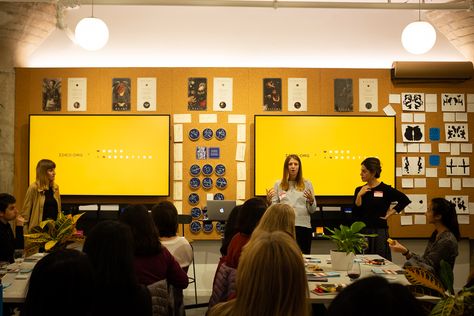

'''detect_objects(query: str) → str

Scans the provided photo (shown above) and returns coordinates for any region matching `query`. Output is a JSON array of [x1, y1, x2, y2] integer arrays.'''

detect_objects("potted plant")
[[404, 261, 474, 316], [24, 211, 84, 252], [323, 221, 376, 270]]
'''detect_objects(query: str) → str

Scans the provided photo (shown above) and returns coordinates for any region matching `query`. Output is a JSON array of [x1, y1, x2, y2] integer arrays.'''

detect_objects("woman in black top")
[[353, 157, 411, 260]]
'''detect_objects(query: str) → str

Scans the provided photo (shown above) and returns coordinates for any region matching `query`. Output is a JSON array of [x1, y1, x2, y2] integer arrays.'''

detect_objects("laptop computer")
[[206, 200, 236, 222]]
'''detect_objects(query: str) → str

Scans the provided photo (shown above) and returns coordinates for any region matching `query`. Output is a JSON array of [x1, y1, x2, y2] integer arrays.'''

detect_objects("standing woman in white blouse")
[[266, 154, 317, 254]]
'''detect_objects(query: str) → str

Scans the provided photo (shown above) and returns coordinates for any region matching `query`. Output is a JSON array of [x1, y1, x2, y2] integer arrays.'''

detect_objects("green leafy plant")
[[24, 212, 84, 252], [323, 221, 377, 254], [405, 261, 474, 316]]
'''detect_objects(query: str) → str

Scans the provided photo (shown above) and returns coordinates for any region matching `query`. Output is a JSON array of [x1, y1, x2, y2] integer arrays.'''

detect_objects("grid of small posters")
[[334, 78, 353, 112], [213, 77, 233, 111], [137, 77, 157, 111], [42, 78, 62, 111], [112, 78, 131, 111], [188, 78, 207, 111], [67, 78, 87, 111], [263, 78, 282, 111]]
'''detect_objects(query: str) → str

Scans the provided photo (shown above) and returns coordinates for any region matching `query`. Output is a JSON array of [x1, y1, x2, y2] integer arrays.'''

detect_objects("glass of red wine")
[[347, 261, 361, 281]]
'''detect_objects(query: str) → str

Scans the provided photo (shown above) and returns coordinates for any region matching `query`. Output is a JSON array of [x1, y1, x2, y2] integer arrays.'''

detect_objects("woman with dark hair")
[[225, 198, 267, 268], [353, 157, 411, 260], [120, 204, 188, 289], [22, 249, 94, 316], [82, 220, 152, 316], [390, 198, 460, 276], [151, 201, 193, 269], [220, 205, 242, 256], [266, 154, 317, 254]]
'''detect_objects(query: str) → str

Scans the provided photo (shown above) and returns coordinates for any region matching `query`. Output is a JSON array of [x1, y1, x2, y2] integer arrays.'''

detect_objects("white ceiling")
[[26, 4, 467, 68]]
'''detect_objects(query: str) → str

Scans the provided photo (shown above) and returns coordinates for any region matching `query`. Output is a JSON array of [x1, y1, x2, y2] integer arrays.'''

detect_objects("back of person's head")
[[0, 193, 15, 213], [83, 220, 137, 290], [233, 231, 309, 316], [251, 203, 296, 239], [35, 159, 56, 188], [120, 204, 162, 256], [220, 205, 243, 256], [21, 249, 94, 316], [361, 157, 382, 178], [431, 198, 461, 240], [151, 201, 178, 237], [236, 197, 267, 235], [326, 276, 425, 316]]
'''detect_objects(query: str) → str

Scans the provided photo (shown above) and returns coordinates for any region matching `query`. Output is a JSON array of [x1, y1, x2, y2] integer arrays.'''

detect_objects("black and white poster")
[[446, 157, 470, 176], [359, 78, 378, 112], [334, 78, 353, 112], [401, 156, 425, 175], [442, 93, 465, 112], [402, 93, 424, 112], [405, 194, 427, 213], [288, 78, 307, 112], [137, 77, 156, 111], [445, 195, 469, 214], [42, 78, 61, 111], [67, 78, 86, 112], [445, 123, 469, 142], [402, 124, 425, 142]]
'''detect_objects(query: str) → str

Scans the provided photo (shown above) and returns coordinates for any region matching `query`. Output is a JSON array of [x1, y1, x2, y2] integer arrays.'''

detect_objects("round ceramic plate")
[[202, 177, 213, 189], [188, 193, 200, 205], [203, 222, 213, 233], [189, 164, 201, 176], [214, 193, 225, 200], [190, 221, 202, 233], [188, 128, 200, 141], [216, 177, 228, 189], [203, 128, 213, 140], [215, 164, 226, 176], [189, 177, 200, 190], [202, 164, 213, 176], [216, 221, 225, 233], [191, 207, 202, 219], [215, 128, 226, 140]]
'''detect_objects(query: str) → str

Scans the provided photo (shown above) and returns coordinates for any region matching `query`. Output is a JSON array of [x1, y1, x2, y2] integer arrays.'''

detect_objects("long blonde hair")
[[281, 154, 305, 191], [36, 159, 56, 191], [251, 203, 296, 240], [210, 231, 310, 316]]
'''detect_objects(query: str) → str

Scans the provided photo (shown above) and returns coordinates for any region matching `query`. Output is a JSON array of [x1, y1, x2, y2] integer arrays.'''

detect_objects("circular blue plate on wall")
[[188, 128, 200, 141], [215, 164, 226, 176], [202, 164, 213, 176], [189, 164, 201, 176], [188, 193, 200, 205], [203, 128, 213, 140], [213, 193, 225, 200], [202, 177, 213, 190], [216, 222, 225, 233], [216, 177, 228, 189], [215, 128, 226, 140], [189, 177, 200, 190], [190, 221, 202, 233], [203, 222, 213, 233], [191, 207, 202, 219]]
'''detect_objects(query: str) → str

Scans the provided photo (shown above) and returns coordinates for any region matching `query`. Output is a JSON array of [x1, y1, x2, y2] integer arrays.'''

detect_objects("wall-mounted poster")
[[67, 78, 86, 111], [334, 78, 353, 112], [401, 156, 425, 175], [446, 157, 470, 176], [445, 195, 469, 214], [288, 78, 307, 112], [137, 77, 156, 111], [445, 123, 469, 142], [188, 77, 207, 111], [42, 78, 61, 111], [402, 124, 425, 142], [213, 77, 233, 111], [112, 78, 131, 111], [359, 78, 378, 112], [402, 93, 424, 111], [405, 194, 427, 213], [263, 78, 282, 111], [442, 93, 465, 112]]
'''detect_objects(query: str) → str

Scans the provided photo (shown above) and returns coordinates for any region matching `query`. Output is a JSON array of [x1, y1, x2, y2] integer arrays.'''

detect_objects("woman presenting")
[[353, 157, 410, 260], [21, 159, 61, 232], [267, 154, 317, 254]]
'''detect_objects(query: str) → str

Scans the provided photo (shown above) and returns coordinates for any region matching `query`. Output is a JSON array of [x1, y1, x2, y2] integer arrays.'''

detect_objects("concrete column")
[[0, 67, 15, 193]]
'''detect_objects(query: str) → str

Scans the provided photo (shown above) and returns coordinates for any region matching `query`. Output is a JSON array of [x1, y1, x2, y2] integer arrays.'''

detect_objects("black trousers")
[[295, 226, 313, 254]]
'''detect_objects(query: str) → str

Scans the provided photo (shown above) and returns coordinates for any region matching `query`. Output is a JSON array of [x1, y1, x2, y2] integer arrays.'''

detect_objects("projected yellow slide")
[[29, 115, 170, 196], [255, 116, 395, 196]]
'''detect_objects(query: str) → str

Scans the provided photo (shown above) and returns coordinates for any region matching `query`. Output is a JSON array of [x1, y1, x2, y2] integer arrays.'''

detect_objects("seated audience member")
[[120, 204, 188, 289], [326, 276, 424, 316], [82, 220, 152, 316], [389, 198, 460, 276], [250, 203, 296, 240], [219, 205, 242, 256], [0, 193, 24, 263], [151, 201, 193, 269], [21, 249, 94, 316], [209, 231, 310, 316], [225, 197, 267, 269]]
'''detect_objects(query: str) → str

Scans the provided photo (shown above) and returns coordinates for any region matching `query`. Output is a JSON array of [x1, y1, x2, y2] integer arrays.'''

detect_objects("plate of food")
[[312, 284, 347, 295], [306, 264, 323, 273]]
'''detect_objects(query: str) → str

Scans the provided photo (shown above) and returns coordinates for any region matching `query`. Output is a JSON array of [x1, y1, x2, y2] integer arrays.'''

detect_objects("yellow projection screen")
[[29, 115, 170, 196], [255, 115, 395, 196]]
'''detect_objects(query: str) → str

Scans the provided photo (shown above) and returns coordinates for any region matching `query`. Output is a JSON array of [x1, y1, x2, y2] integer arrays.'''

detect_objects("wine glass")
[[13, 249, 25, 270], [347, 261, 361, 281]]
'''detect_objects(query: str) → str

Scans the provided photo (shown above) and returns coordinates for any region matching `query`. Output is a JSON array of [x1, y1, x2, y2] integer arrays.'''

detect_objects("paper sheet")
[[236, 143, 246, 161], [414, 215, 426, 225], [174, 124, 183, 142], [439, 178, 451, 188], [438, 143, 451, 153], [213, 77, 233, 111], [461, 143, 473, 153], [359, 78, 378, 112], [173, 182, 182, 200], [174, 201, 183, 214], [462, 178, 474, 187], [413, 113, 426, 123], [400, 216, 413, 226], [458, 215, 470, 224], [237, 124, 246, 142], [419, 143, 432, 153], [383, 104, 396, 116], [405, 194, 427, 213], [288, 78, 308, 111], [401, 113, 413, 123], [443, 113, 455, 122], [174, 162, 183, 180], [469, 203, 474, 214], [452, 178, 462, 190], [389, 94, 400, 104], [396, 143, 407, 153], [67, 78, 87, 111], [396, 167, 402, 177], [173, 114, 192, 123], [402, 178, 414, 188], [425, 168, 438, 178], [174, 143, 183, 162], [237, 162, 246, 180], [468, 94, 474, 112], [407, 143, 420, 153], [414, 178, 426, 188], [237, 181, 246, 200], [425, 94, 437, 112], [199, 114, 217, 123], [456, 113, 468, 122], [450, 143, 460, 155], [228, 114, 246, 124], [137, 77, 157, 111], [206, 193, 214, 201]]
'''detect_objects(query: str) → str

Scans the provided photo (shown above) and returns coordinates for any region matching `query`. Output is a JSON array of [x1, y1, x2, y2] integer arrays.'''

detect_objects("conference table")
[[306, 254, 439, 304]]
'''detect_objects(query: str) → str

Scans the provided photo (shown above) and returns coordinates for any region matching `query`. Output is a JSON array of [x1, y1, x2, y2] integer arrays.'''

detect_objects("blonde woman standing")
[[21, 159, 61, 232], [208, 231, 310, 316]]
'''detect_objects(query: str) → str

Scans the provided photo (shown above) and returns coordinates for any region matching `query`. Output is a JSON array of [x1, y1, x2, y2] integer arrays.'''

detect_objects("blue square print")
[[429, 155, 440, 166], [429, 128, 440, 141]]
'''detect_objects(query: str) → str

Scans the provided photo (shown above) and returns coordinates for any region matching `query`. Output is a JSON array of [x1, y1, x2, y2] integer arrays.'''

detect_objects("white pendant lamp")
[[401, 0, 436, 55], [75, 1, 109, 51]]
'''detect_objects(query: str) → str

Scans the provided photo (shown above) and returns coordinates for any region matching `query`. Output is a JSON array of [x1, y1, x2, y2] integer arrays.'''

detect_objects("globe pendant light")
[[75, 0, 109, 51], [401, 0, 436, 55]]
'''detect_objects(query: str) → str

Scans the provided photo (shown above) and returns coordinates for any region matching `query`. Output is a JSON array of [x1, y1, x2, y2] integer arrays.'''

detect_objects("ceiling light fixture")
[[75, 0, 109, 51], [401, 0, 437, 55]]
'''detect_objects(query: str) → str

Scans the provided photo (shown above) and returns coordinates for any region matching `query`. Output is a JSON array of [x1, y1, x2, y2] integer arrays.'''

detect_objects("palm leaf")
[[39, 219, 54, 230], [407, 284, 443, 298], [45, 240, 58, 251], [404, 266, 447, 296], [72, 212, 84, 224]]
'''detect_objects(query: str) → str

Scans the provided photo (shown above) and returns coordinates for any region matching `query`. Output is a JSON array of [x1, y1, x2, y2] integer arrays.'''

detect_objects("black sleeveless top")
[[42, 187, 58, 220]]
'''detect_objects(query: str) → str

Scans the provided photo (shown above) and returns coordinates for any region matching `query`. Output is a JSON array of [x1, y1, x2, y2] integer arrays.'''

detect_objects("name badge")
[[374, 191, 383, 198], [279, 192, 287, 200]]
